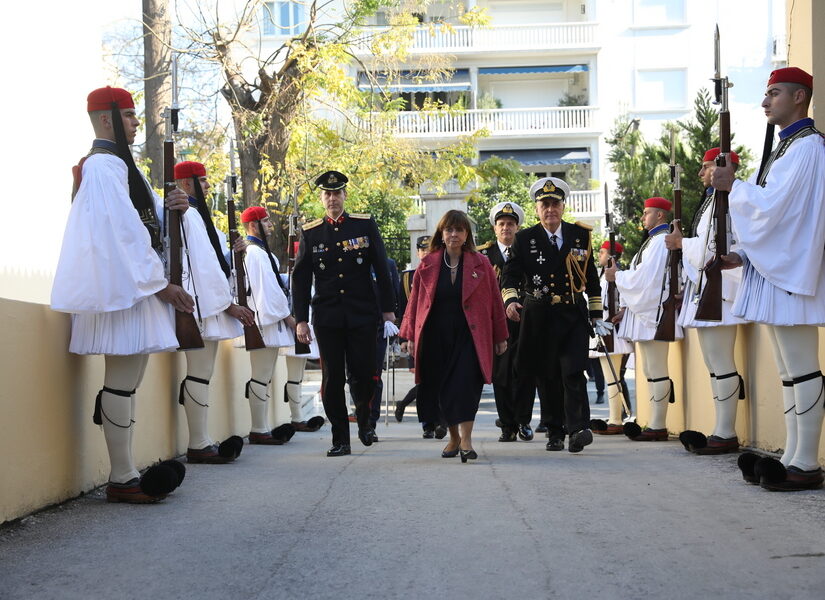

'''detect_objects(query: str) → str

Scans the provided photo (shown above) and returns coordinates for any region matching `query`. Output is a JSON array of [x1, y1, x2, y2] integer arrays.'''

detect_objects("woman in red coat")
[[400, 210, 509, 462]]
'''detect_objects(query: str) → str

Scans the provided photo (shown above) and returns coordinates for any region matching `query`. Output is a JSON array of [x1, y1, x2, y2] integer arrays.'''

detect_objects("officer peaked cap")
[[315, 170, 348, 190], [489, 201, 525, 226], [530, 177, 570, 203]]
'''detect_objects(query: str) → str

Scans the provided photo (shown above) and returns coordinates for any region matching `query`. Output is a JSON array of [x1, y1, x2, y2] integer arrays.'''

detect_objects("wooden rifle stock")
[[654, 189, 683, 342], [227, 197, 266, 350], [164, 137, 204, 350]]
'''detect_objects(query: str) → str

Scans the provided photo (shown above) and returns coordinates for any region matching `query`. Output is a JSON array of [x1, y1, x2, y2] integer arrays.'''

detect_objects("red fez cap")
[[600, 240, 624, 255], [644, 197, 672, 211], [702, 147, 740, 165], [241, 206, 268, 223], [767, 67, 813, 89], [87, 86, 135, 112], [174, 161, 207, 180]]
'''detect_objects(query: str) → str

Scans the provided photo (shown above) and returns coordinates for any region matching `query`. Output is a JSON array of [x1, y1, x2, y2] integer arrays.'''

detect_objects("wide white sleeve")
[[51, 154, 167, 313], [615, 236, 669, 317], [179, 210, 233, 319], [729, 134, 825, 295], [244, 246, 291, 326]]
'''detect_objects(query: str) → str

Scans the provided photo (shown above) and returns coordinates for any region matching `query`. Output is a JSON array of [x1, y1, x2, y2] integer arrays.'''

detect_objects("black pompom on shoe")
[[623, 421, 642, 439], [679, 430, 707, 453], [271, 423, 296, 443], [306, 416, 325, 431], [159, 459, 186, 489], [226, 435, 244, 458], [218, 438, 239, 460], [737, 452, 761, 484], [140, 464, 179, 497], [590, 419, 607, 432], [754, 456, 786, 484]]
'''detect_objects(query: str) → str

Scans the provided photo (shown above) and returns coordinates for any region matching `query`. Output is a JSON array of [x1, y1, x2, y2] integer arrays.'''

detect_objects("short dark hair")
[[785, 82, 813, 107], [429, 210, 476, 253]]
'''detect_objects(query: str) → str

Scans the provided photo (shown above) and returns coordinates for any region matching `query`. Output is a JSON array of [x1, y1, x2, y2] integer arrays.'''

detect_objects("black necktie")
[[548, 234, 559, 257], [504, 246, 511, 262]]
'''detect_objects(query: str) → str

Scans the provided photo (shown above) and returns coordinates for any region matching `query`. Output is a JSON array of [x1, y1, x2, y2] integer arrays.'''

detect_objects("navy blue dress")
[[419, 255, 484, 426]]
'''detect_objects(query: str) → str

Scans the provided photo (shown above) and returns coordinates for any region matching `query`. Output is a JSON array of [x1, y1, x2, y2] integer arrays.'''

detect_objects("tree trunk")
[[142, 0, 171, 189]]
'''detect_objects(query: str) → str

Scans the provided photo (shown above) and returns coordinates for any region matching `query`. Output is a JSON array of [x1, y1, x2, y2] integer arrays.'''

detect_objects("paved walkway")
[[2, 371, 825, 600]]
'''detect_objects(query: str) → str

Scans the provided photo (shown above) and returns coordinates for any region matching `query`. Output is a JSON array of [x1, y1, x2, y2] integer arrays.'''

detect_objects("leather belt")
[[526, 292, 572, 305]]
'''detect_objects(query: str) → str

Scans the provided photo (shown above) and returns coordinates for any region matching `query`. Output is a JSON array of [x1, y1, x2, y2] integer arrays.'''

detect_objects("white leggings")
[[101, 354, 149, 484], [248, 348, 279, 433], [181, 340, 220, 449], [637, 340, 671, 430], [696, 326, 740, 439]]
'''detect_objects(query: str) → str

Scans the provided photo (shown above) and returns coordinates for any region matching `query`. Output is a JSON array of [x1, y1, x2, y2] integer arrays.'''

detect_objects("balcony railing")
[[368, 107, 597, 138], [566, 190, 602, 216], [356, 22, 598, 54]]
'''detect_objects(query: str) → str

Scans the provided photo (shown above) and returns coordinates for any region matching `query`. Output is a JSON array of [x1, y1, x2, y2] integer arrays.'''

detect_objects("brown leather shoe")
[[631, 428, 669, 442], [106, 479, 164, 504], [761, 466, 825, 491], [249, 431, 285, 445], [694, 435, 739, 455], [595, 423, 624, 435], [186, 445, 234, 464]]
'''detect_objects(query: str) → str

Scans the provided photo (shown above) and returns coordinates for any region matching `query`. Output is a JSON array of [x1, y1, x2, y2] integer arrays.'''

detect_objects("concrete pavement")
[[1, 371, 825, 600]]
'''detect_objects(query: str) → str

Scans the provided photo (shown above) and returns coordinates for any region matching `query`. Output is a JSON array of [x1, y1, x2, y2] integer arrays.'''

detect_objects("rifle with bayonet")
[[654, 131, 683, 341], [602, 183, 617, 353], [226, 140, 266, 350], [164, 54, 204, 350], [288, 189, 311, 355], [695, 25, 731, 322]]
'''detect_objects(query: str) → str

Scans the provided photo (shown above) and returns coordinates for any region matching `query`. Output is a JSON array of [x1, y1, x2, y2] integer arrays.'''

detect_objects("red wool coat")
[[399, 248, 509, 384]]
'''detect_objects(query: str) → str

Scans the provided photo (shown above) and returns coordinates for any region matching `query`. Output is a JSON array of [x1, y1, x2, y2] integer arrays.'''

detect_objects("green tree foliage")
[[606, 89, 753, 257]]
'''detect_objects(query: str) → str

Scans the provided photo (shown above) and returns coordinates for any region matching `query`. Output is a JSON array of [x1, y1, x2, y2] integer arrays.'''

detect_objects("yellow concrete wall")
[[0, 298, 290, 524], [633, 323, 825, 457], [787, 0, 824, 124]]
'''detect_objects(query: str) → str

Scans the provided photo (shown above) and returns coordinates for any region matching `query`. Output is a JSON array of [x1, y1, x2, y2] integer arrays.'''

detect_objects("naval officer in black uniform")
[[501, 177, 610, 453], [479, 201, 538, 442], [292, 171, 396, 456]]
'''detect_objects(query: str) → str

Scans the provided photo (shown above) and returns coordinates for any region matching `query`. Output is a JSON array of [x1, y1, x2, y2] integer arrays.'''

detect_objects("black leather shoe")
[[495, 418, 503, 429], [434, 424, 448, 439], [518, 424, 534, 441], [594, 393, 605, 404], [498, 430, 517, 442], [369, 429, 379, 443], [460, 448, 478, 463], [546, 438, 564, 451], [535, 422, 548, 433], [568, 429, 593, 453], [422, 428, 435, 439], [358, 428, 373, 447], [326, 444, 351, 457]]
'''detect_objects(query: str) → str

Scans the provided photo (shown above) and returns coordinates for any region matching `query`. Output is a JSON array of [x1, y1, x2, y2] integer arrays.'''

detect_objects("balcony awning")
[[478, 65, 588, 75], [357, 69, 471, 92], [480, 148, 591, 166]]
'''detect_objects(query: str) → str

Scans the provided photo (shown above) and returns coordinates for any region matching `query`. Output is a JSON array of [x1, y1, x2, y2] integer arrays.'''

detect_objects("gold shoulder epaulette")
[[478, 241, 493, 251], [575, 221, 593, 231], [350, 213, 371, 219], [302, 218, 323, 230]]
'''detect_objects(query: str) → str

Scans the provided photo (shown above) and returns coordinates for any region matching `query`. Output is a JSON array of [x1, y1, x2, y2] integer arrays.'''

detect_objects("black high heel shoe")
[[459, 448, 478, 463], [442, 438, 461, 458]]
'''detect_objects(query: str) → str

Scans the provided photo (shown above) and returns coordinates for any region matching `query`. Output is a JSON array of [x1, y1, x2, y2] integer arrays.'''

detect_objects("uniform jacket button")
[[340, 289, 345, 294], [338, 258, 343, 262]]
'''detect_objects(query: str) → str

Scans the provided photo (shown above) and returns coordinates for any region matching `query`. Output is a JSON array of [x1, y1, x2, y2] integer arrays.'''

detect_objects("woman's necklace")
[[443, 251, 460, 270]]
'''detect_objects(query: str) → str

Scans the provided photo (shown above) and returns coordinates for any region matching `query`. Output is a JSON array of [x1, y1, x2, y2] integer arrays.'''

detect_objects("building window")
[[262, 1, 304, 37], [632, 0, 686, 26], [635, 69, 686, 110]]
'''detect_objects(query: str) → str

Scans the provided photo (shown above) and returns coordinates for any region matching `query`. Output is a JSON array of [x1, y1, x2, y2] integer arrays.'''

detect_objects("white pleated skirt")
[[617, 308, 683, 343], [678, 280, 747, 328], [201, 309, 243, 341], [732, 258, 825, 326], [69, 294, 177, 355]]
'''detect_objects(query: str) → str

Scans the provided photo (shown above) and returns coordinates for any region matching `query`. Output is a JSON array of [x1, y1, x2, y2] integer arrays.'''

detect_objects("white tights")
[[768, 326, 823, 471], [599, 353, 628, 425], [638, 340, 671, 430], [102, 354, 149, 484], [181, 340, 219, 450], [285, 356, 309, 422], [696, 326, 740, 439], [248, 348, 279, 433]]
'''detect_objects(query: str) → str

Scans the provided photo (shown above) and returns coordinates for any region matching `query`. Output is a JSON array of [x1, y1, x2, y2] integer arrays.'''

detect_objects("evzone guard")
[[712, 67, 825, 491], [51, 87, 191, 503], [174, 160, 253, 463], [606, 197, 683, 441], [665, 149, 747, 455]]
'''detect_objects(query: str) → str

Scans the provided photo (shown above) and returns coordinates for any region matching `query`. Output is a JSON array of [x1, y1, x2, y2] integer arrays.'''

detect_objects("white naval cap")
[[488, 201, 526, 226], [529, 177, 570, 203]]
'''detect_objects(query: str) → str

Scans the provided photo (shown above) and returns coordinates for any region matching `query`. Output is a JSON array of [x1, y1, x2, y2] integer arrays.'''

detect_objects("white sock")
[[601, 355, 624, 425], [181, 377, 213, 450], [791, 374, 825, 472], [713, 373, 740, 439], [780, 381, 797, 467], [248, 379, 270, 433], [648, 378, 671, 430], [101, 390, 139, 483]]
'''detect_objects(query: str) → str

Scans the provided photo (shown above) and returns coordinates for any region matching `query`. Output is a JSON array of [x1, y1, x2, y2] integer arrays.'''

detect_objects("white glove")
[[593, 319, 613, 337], [383, 320, 399, 339]]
